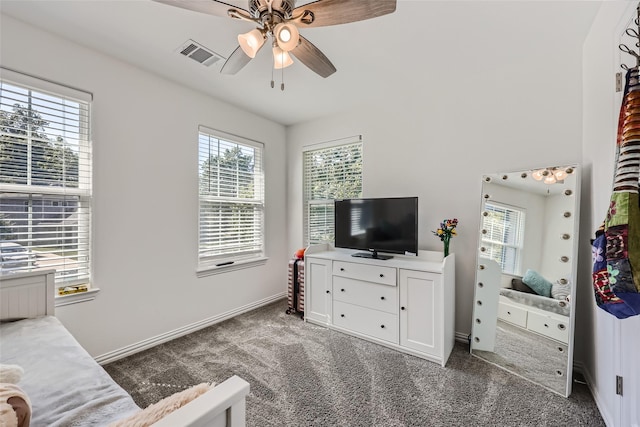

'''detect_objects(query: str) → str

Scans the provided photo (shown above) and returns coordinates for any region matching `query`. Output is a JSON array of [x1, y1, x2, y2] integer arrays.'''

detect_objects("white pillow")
[[551, 282, 571, 301]]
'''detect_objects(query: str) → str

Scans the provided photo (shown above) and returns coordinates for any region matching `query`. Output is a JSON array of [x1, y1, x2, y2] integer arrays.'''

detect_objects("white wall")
[[582, 2, 640, 425], [287, 1, 592, 337], [0, 15, 288, 358], [540, 193, 577, 284]]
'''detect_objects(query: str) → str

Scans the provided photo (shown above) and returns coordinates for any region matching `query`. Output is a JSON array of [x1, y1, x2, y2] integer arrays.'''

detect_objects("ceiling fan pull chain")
[[271, 65, 275, 89], [281, 63, 285, 91]]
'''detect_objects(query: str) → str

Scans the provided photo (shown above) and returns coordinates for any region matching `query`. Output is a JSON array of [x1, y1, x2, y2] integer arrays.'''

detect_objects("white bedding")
[[499, 288, 571, 317], [0, 316, 140, 426]]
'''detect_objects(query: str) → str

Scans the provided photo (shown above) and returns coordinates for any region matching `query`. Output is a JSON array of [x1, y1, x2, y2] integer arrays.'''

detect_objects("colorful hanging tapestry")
[[592, 67, 640, 319]]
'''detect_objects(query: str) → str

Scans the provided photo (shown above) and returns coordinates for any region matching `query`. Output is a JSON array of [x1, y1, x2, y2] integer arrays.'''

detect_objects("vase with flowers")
[[433, 218, 458, 257]]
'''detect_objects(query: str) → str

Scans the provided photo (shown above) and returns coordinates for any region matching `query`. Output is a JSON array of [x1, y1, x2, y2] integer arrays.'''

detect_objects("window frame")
[[196, 126, 266, 276], [302, 136, 363, 246], [0, 68, 93, 298], [481, 201, 526, 275]]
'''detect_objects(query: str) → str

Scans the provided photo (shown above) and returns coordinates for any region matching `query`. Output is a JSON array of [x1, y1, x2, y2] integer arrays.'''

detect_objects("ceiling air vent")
[[177, 39, 224, 67]]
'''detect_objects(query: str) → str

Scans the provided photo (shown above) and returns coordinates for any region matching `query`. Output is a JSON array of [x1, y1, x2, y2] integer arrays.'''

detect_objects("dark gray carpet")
[[104, 299, 604, 427]]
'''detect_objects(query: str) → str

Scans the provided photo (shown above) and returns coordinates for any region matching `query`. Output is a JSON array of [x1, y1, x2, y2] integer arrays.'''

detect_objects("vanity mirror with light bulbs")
[[469, 165, 580, 397]]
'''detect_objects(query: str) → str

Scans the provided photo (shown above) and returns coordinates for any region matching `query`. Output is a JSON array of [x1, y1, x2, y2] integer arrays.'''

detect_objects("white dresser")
[[304, 244, 456, 366]]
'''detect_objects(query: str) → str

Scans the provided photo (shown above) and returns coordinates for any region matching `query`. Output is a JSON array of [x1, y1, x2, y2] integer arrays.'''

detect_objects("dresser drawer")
[[333, 276, 397, 314], [333, 300, 398, 343], [498, 302, 527, 328], [527, 311, 569, 344], [333, 261, 396, 286]]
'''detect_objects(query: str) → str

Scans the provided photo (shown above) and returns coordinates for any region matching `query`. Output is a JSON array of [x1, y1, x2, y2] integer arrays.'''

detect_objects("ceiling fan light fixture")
[[274, 23, 299, 52], [238, 28, 265, 58], [553, 168, 568, 181], [273, 45, 294, 69], [532, 170, 545, 181]]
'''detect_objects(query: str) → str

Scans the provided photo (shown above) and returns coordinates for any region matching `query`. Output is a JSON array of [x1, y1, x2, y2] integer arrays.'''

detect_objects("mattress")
[[499, 288, 571, 317], [0, 316, 140, 426]]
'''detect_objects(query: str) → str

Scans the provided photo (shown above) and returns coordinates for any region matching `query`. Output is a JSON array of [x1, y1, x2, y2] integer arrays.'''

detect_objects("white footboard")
[[152, 375, 250, 427]]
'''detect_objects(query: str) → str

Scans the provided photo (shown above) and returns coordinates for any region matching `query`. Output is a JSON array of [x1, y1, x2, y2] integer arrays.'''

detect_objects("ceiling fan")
[[154, 0, 397, 83]]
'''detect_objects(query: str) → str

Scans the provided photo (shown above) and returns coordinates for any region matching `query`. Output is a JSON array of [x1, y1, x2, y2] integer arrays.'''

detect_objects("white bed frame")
[[0, 269, 250, 427]]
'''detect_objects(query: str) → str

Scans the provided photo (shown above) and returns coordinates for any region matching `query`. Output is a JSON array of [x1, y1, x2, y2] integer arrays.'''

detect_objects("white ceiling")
[[0, 0, 603, 126]]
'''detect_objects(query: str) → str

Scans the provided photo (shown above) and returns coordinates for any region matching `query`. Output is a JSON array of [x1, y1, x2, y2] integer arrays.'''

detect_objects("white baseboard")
[[95, 293, 286, 365], [455, 331, 470, 344], [576, 361, 615, 427]]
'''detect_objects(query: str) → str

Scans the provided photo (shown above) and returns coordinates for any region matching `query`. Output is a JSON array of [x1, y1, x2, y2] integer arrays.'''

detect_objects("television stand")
[[303, 243, 456, 367], [352, 251, 393, 260]]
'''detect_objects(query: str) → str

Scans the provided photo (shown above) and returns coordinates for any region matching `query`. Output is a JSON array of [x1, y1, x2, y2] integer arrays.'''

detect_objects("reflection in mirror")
[[470, 165, 580, 397]]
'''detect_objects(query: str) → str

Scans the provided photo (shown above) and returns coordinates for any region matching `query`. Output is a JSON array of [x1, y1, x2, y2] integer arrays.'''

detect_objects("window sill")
[[55, 287, 100, 307], [197, 257, 269, 278]]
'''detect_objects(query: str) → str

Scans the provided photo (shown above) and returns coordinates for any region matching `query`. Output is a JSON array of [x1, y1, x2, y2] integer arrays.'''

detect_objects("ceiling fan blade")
[[290, 36, 336, 78], [152, 0, 247, 18], [220, 46, 252, 75], [292, 0, 396, 28]]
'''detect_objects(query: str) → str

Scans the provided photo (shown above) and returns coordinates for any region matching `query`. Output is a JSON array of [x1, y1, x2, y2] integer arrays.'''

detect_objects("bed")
[[499, 288, 570, 317], [497, 287, 570, 344], [0, 269, 250, 427]]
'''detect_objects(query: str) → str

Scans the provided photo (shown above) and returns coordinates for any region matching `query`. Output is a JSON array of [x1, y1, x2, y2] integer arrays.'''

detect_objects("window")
[[303, 137, 363, 245], [198, 127, 264, 268], [0, 70, 92, 289], [481, 202, 525, 275]]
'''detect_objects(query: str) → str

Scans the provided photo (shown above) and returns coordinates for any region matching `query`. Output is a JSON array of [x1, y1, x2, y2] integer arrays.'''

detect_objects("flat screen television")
[[334, 197, 418, 260]]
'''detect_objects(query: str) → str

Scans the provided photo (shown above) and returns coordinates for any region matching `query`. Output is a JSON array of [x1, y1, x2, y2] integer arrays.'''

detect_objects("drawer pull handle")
[[380, 274, 384, 278], [341, 314, 345, 318], [507, 311, 511, 315], [380, 296, 385, 300], [340, 268, 345, 271], [558, 324, 566, 330], [326, 290, 330, 294], [380, 325, 385, 329], [341, 288, 345, 292], [401, 306, 406, 311], [544, 323, 549, 328]]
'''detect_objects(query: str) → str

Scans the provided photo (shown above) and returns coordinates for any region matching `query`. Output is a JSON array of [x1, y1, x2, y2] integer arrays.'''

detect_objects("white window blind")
[[198, 127, 264, 266], [481, 202, 525, 275], [303, 137, 363, 245], [0, 72, 92, 288]]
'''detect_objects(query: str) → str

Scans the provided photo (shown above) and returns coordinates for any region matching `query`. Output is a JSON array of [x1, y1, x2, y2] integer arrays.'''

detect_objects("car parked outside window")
[[0, 242, 37, 272]]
